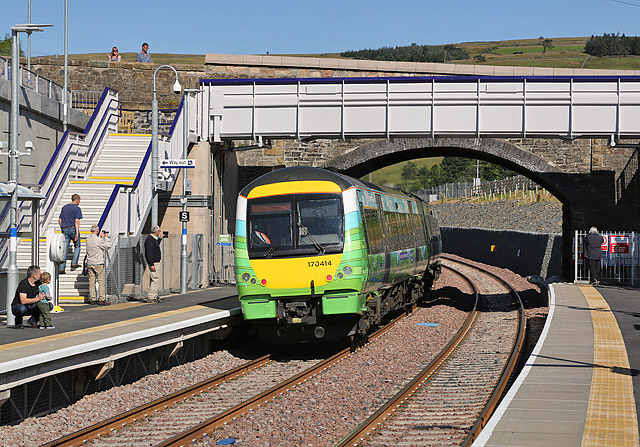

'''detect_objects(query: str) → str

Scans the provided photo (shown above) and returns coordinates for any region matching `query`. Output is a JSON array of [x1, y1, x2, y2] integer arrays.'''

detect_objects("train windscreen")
[[247, 193, 344, 258]]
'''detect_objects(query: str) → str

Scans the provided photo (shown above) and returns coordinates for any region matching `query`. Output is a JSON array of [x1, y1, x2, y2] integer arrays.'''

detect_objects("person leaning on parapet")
[[108, 46, 121, 62], [144, 225, 163, 303], [86, 225, 112, 305], [584, 227, 605, 285], [11, 265, 44, 329], [58, 194, 83, 274], [135, 42, 152, 63]]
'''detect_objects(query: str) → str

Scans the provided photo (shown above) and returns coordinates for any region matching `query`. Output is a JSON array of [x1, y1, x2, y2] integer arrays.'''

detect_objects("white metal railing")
[[0, 55, 72, 105], [72, 90, 103, 112], [38, 88, 119, 231], [200, 76, 640, 142], [574, 230, 638, 285], [99, 92, 198, 263]]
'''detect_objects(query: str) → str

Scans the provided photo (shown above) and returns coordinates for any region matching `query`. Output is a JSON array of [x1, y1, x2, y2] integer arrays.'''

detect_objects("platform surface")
[[473, 283, 639, 447], [0, 286, 240, 390]]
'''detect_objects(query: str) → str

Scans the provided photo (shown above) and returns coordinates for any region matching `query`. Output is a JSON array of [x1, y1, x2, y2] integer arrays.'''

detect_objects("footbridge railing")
[[200, 76, 640, 142]]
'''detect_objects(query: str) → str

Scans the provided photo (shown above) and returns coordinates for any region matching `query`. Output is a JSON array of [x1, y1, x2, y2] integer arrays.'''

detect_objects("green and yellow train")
[[234, 166, 441, 342]]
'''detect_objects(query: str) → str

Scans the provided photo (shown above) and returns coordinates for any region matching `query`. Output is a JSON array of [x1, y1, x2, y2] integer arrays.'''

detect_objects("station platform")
[[0, 286, 241, 419], [473, 283, 640, 447]]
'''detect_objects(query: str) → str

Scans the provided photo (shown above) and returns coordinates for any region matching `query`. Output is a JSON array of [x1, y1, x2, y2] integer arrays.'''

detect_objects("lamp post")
[[151, 65, 181, 229], [180, 89, 199, 294], [63, 0, 68, 132], [4, 23, 50, 327]]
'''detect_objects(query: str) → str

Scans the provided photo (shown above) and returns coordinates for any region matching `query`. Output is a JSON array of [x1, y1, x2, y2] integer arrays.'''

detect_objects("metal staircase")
[[16, 134, 150, 301], [7, 88, 194, 302]]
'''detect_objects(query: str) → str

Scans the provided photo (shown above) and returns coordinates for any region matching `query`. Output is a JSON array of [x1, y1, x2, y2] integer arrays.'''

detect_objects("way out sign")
[[609, 235, 629, 254], [160, 159, 195, 169]]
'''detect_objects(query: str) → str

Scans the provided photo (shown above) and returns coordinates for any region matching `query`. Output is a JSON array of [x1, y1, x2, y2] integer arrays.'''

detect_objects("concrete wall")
[[0, 77, 89, 185], [441, 227, 563, 280]]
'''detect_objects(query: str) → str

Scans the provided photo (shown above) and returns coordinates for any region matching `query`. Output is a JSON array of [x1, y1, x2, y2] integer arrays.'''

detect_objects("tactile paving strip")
[[578, 285, 639, 447]]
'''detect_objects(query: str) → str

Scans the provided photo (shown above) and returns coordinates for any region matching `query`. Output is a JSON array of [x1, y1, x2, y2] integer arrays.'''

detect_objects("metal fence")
[[616, 149, 638, 203], [71, 90, 103, 113], [105, 233, 204, 301], [0, 55, 71, 104], [417, 175, 543, 201], [574, 230, 638, 285]]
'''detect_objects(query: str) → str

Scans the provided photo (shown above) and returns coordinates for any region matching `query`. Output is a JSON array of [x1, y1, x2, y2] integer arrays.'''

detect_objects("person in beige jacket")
[[86, 225, 111, 305]]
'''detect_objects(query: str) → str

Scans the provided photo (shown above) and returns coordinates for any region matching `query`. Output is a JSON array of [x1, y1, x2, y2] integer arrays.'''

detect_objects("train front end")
[[234, 168, 366, 342]]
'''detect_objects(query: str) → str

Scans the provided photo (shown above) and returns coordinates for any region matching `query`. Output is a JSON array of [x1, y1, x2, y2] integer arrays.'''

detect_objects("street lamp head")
[[24, 141, 33, 155], [11, 23, 53, 33], [173, 80, 182, 95]]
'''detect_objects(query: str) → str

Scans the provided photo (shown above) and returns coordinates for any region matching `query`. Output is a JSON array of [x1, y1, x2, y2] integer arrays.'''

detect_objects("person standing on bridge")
[[584, 227, 605, 285], [58, 194, 83, 274], [144, 226, 163, 303], [136, 42, 152, 63]]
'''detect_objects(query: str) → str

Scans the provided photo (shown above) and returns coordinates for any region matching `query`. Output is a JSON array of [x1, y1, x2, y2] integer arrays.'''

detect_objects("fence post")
[[633, 231, 636, 286], [574, 230, 579, 283]]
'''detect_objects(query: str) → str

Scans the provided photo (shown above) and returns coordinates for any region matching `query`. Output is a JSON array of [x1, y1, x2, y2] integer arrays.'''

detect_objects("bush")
[[584, 33, 636, 57], [342, 43, 469, 63]]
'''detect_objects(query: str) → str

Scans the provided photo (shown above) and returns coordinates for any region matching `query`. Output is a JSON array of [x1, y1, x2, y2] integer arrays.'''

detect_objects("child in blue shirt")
[[37, 271, 55, 329]]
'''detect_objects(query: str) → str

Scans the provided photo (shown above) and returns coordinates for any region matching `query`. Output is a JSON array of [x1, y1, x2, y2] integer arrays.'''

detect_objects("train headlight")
[[337, 272, 343, 279], [250, 278, 257, 285], [343, 266, 353, 276], [242, 273, 251, 282]]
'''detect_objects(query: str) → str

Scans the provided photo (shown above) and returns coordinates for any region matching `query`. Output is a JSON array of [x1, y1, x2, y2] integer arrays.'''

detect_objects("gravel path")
[[431, 200, 562, 234]]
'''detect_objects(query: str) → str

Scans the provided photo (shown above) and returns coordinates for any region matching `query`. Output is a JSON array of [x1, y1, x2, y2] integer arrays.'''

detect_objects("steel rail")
[[155, 311, 412, 447], [43, 354, 272, 447], [443, 256, 527, 447], [336, 264, 480, 447]]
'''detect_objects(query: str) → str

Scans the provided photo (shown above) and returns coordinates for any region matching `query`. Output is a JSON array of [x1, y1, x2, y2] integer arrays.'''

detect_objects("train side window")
[[363, 208, 383, 254]]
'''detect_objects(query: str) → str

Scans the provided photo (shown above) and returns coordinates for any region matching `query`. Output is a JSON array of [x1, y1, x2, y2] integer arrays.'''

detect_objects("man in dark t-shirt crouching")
[[12, 265, 44, 328]]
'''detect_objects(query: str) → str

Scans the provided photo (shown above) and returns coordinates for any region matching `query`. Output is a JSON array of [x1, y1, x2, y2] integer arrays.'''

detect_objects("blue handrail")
[[97, 95, 185, 230]]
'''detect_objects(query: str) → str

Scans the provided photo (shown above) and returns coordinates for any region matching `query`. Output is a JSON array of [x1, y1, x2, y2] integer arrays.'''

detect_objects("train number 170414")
[[308, 260, 332, 267]]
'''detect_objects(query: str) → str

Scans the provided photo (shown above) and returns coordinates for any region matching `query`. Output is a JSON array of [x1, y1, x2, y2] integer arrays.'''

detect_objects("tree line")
[[400, 158, 515, 192], [342, 43, 469, 63], [584, 33, 640, 57]]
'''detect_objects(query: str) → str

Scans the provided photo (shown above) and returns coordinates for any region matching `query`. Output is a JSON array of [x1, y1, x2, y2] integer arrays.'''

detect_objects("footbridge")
[[196, 75, 640, 277]]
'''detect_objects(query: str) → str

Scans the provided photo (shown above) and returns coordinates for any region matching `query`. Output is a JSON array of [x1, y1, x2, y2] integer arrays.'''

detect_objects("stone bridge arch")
[[322, 137, 620, 278]]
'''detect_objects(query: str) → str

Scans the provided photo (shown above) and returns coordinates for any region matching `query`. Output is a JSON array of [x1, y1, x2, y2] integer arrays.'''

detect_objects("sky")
[[0, 0, 638, 57]]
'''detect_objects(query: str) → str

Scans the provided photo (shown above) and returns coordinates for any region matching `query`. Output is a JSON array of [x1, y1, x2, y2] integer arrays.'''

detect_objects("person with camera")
[[86, 224, 111, 305], [144, 225, 164, 303]]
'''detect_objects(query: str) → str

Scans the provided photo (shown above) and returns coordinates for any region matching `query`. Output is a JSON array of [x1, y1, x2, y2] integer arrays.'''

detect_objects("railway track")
[[44, 314, 406, 447], [337, 255, 526, 447], [45, 256, 525, 447]]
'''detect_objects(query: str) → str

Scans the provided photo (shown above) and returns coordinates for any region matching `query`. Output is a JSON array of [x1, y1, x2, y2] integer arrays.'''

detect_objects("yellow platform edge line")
[[89, 176, 136, 180], [0, 305, 208, 351], [578, 285, 639, 447], [109, 133, 151, 137]]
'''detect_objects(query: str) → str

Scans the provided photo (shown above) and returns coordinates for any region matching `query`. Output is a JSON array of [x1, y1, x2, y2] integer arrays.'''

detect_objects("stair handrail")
[[0, 88, 119, 268], [616, 149, 639, 203], [38, 88, 120, 231], [98, 93, 197, 267]]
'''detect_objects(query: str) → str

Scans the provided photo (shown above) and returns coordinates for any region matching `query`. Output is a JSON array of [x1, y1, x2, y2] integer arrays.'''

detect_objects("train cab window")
[[297, 197, 344, 249], [247, 193, 343, 258], [248, 201, 293, 257]]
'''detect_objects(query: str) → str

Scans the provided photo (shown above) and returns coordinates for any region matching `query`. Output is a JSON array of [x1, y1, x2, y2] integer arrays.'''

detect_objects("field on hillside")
[[365, 157, 443, 187]]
